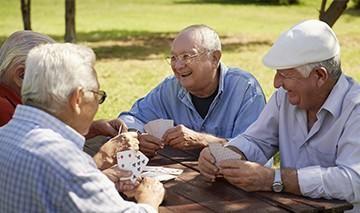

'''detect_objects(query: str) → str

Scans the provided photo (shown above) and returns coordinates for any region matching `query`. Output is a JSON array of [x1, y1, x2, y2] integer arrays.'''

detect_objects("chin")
[[179, 80, 194, 90], [288, 99, 301, 107]]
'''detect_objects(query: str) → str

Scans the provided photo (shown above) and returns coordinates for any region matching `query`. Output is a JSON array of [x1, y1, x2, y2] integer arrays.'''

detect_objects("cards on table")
[[117, 150, 149, 183], [144, 119, 174, 139], [141, 166, 183, 182], [208, 143, 242, 166]]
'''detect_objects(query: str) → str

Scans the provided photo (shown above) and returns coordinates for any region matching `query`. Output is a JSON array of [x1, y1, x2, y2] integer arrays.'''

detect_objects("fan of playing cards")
[[208, 143, 242, 166], [144, 119, 174, 139], [117, 149, 184, 183], [117, 150, 149, 183]]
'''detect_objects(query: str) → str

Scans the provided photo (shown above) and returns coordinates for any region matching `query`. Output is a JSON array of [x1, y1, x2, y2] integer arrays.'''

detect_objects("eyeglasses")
[[165, 51, 209, 65], [89, 90, 107, 104]]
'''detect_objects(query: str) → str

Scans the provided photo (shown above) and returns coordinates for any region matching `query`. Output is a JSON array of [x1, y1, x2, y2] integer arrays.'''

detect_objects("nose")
[[273, 72, 283, 88], [173, 59, 186, 71]]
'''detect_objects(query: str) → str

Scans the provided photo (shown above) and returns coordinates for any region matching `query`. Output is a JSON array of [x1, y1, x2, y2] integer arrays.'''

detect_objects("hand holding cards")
[[208, 143, 243, 167], [117, 150, 149, 183], [144, 119, 174, 139]]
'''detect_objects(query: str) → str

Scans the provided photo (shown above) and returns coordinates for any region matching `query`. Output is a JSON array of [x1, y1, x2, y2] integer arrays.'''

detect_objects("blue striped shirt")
[[0, 105, 155, 213]]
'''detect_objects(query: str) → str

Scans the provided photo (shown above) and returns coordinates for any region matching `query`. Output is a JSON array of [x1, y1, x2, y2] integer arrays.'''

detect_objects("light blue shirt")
[[0, 105, 155, 213], [120, 63, 266, 139], [229, 74, 360, 211]]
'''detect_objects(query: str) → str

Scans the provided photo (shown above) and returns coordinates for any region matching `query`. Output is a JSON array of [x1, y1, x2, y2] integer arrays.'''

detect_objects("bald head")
[[0, 31, 55, 79], [173, 25, 221, 53]]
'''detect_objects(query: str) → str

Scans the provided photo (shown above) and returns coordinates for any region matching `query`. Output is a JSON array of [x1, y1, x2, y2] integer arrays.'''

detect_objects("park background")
[[1, 0, 360, 120]]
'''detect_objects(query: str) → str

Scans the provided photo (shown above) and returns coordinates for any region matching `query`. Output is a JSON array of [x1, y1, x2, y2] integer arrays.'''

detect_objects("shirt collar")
[[178, 62, 227, 98], [320, 74, 349, 118], [13, 105, 85, 149]]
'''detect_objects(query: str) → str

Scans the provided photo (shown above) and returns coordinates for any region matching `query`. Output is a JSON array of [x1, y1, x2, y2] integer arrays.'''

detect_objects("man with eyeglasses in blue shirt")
[[120, 24, 266, 158]]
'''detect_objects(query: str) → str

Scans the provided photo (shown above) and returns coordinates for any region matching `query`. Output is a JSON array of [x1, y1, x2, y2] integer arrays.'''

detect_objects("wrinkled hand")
[[102, 166, 139, 192], [126, 177, 165, 209], [198, 147, 218, 181], [95, 132, 139, 169], [139, 133, 164, 157], [86, 119, 128, 139], [219, 159, 273, 192], [162, 125, 206, 150]]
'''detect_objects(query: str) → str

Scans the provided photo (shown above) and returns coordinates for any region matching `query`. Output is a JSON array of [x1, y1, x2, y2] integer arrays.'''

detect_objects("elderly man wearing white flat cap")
[[198, 19, 360, 211]]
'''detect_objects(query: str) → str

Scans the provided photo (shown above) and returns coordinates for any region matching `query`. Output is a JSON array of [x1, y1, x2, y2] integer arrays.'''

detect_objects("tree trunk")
[[65, 0, 76, 43], [20, 0, 31, 30], [319, 0, 350, 27]]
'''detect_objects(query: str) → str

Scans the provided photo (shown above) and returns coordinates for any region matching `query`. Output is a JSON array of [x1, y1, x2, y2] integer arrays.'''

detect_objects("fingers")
[[98, 119, 119, 137], [115, 177, 138, 192], [116, 119, 129, 133], [135, 177, 165, 205], [220, 167, 243, 178], [139, 134, 163, 156], [108, 119, 128, 134], [162, 126, 180, 144], [139, 134, 163, 157], [218, 159, 244, 169], [102, 166, 132, 183], [167, 137, 184, 149], [111, 132, 139, 151], [198, 148, 218, 181], [163, 125, 189, 149], [116, 182, 137, 192]]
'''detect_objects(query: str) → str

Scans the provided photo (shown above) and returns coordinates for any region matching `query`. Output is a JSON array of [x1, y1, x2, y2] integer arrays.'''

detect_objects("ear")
[[211, 50, 222, 66], [68, 87, 83, 115], [13, 65, 25, 88], [312, 67, 329, 87]]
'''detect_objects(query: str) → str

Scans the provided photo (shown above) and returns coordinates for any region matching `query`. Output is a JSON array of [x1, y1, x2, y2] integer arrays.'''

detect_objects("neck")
[[306, 78, 337, 130], [190, 68, 220, 98]]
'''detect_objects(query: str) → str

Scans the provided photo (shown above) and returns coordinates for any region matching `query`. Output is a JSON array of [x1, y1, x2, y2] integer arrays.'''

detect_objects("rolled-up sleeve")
[[298, 108, 360, 203]]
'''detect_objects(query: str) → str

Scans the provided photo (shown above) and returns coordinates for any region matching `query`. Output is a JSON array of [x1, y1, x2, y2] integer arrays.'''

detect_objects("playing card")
[[208, 143, 242, 166], [141, 171, 177, 182], [117, 150, 149, 183], [144, 119, 174, 139], [143, 166, 183, 175]]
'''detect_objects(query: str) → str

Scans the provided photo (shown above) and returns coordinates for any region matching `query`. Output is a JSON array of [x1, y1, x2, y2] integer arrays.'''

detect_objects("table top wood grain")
[[152, 146, 353, 213]]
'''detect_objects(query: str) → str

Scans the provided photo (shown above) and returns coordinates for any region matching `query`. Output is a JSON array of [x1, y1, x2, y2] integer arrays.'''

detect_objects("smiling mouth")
[[180, 72, 192, 78]]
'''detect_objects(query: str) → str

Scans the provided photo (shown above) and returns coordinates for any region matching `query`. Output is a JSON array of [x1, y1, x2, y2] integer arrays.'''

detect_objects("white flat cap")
[[263, 19, 340, 70]]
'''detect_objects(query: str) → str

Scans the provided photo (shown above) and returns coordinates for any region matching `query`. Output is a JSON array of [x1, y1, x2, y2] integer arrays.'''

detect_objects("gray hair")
[[181, 24, 221, 52], [295, 55, 342, 80], [0, 31, 55, 79], [22, 43, 97, 114]]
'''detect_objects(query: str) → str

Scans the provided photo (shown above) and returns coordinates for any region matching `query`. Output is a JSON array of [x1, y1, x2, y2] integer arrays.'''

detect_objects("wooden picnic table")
[[150, 146, 353, 213]]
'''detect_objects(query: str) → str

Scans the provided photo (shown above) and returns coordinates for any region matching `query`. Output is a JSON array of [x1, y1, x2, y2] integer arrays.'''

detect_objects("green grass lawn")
[[1, 0, 360, 120]]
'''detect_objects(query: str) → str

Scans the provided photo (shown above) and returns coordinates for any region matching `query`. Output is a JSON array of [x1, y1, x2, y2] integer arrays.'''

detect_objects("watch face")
[[272, 182, 283, 193]]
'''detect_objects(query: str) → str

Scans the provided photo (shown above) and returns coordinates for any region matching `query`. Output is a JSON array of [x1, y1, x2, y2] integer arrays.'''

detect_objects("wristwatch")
[[272, 169, 284, 192]]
